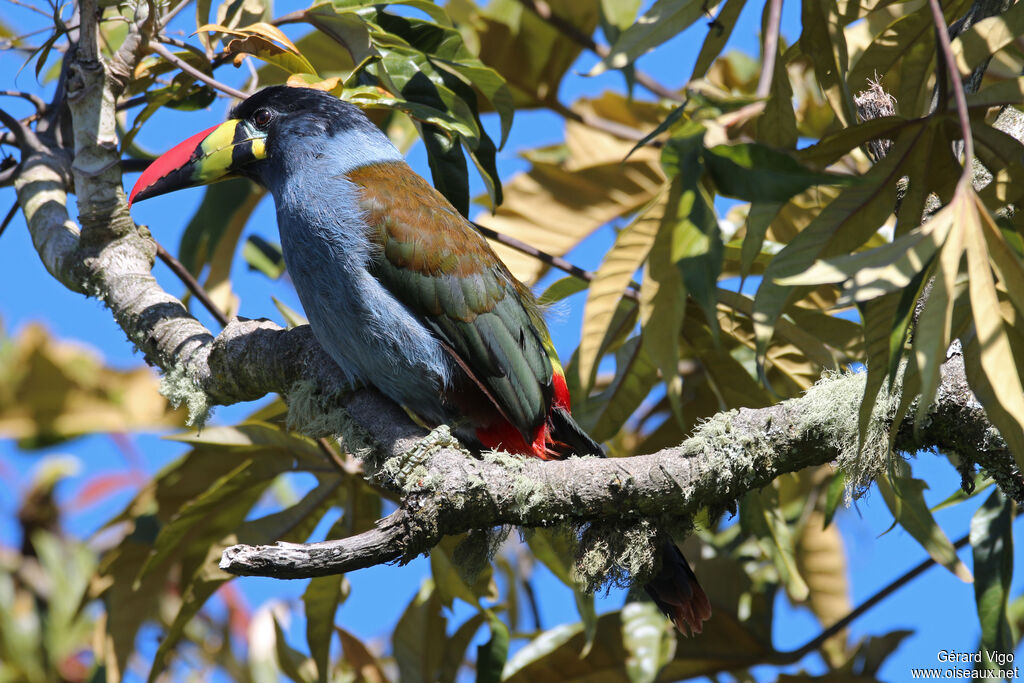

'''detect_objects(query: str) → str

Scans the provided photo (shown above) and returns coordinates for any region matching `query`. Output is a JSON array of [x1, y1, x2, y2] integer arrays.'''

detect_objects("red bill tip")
[[129, 124, 221, 206]]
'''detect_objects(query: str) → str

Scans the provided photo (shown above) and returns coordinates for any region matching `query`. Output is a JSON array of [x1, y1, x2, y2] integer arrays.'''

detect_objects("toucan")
[[130, 85, 711, 634]]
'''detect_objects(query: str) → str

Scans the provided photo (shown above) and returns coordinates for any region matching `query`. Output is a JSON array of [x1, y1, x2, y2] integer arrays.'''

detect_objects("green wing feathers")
[[350, 162, 555, 443]]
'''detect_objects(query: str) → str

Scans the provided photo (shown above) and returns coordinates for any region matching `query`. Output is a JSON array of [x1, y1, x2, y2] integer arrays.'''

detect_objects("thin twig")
[[521, 574, 545, 632], [0, 201, 17, 240], [0, 90, 47, 114], [272, 9, 308, 25], [471, 220, 642, 300], [159, 0, 192, 28], [755, 0, 783, 99], [515, 0, 684, 103], [927, 0, 974, 167], [116, 94, 147, 111], [158, 34, 210, 62], [151, 42, 247, 101], [546, 99, 652, 143], [0, 107, 46, 153], [154, 242, 231, 327], [2, 0, 51, 19]]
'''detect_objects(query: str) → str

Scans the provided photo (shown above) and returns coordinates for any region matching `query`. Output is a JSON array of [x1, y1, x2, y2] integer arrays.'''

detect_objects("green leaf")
[[931, 475, 991, 513], [583, 336, 659, 443], [179, 179, 264, 275], [757, 11, 798, 149], [524, 527, 596, 646], [690, 0, 746, 81], [469, 0, 599, 109], [525, 527, 575, 586], [626, 103, 686, 159], [740, 487, 809, 601], [971, 489, 1014, 673], [740, 202, 782, 279], [30, 531, 95, 667], [304, 575, 348, 683], [146, 478, 339, 681], [657, 122, 722, 343], [800, 0, 854, 126], [877, 474, 972, 582], [952, 1, 1024, 79], [422, 123, 470, 216], [600, 0, 643, 32], [504, 604, 773, 682], [430, 535, 495, 609], [591, 0, 707, 75], [777, 217, 948, 306], [393, 579, 447, 683], [704, 143, 850, 203], [640, 210, 686, 423], [621, 601, 674, 683], [823, 470, 845, 528], [476, 613, 509, 683], [337, 626, 391, 683], [439, 612, 485, 683], [136, 457, 284, 584], [273, 615, 316, 683], [166, 421, 324, 466], [847, 629, 915, 677], [244, 235, 286, 280], [752, 122, 927, 371], [273, 296, 308, 328], [537, 275, 588, 305], [578, 199, 661, 389]]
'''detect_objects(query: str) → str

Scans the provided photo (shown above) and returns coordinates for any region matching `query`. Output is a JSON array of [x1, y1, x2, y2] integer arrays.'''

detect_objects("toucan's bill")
[[129, 119, 267, 205]]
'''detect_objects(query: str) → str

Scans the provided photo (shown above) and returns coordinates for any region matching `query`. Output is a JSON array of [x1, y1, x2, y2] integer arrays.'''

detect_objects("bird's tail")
[[644, 541, 712, 636]]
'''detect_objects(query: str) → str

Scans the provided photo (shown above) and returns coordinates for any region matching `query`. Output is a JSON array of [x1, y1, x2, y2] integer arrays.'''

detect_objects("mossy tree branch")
[[219, 351, 1018, 580]]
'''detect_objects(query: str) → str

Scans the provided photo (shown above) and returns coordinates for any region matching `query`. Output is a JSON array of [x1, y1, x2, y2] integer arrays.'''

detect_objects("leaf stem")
[[926, 0, 974, 169], [471, 220, 640, 300], [755, 0, 783, 99], [515, 0, 684, 103], [0, 200, 17, 240], [154, 242, 230, 327], [151, 42, 247, 101]]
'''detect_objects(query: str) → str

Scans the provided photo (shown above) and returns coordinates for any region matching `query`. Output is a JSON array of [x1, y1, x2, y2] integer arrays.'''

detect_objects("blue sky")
[[1, 0, 1022, 680]]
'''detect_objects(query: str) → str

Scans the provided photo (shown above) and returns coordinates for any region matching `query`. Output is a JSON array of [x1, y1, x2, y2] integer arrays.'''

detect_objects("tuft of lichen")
[[799, 370, 901, 503], [453, 526, 511, 585], [159, 364, 212, 427], [285, 379, 384, 467], [575, 519, 660, 594], [672, 370, 902, 510]]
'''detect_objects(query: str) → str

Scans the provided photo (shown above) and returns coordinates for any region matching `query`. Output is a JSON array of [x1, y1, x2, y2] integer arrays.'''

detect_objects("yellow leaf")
[[577, 194, 663, 389], [474, 94, 666, 283], [963, 192, 1024, 464], [796, 510, 852, 664], [0, 324, 184, 444], [197, 22, 317, 75]]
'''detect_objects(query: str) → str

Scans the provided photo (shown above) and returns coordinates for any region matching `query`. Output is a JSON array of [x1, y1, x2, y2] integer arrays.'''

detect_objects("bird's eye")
[[253, 108, 274, 128]]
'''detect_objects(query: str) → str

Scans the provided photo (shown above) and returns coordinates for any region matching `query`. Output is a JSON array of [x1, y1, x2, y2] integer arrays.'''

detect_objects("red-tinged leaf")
[[217, 582, 251, 641], [69, 472, 145, 511]]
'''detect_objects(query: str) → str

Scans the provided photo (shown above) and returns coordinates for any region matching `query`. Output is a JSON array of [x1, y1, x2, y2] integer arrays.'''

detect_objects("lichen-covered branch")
[[221, 351, 1016, 579]]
